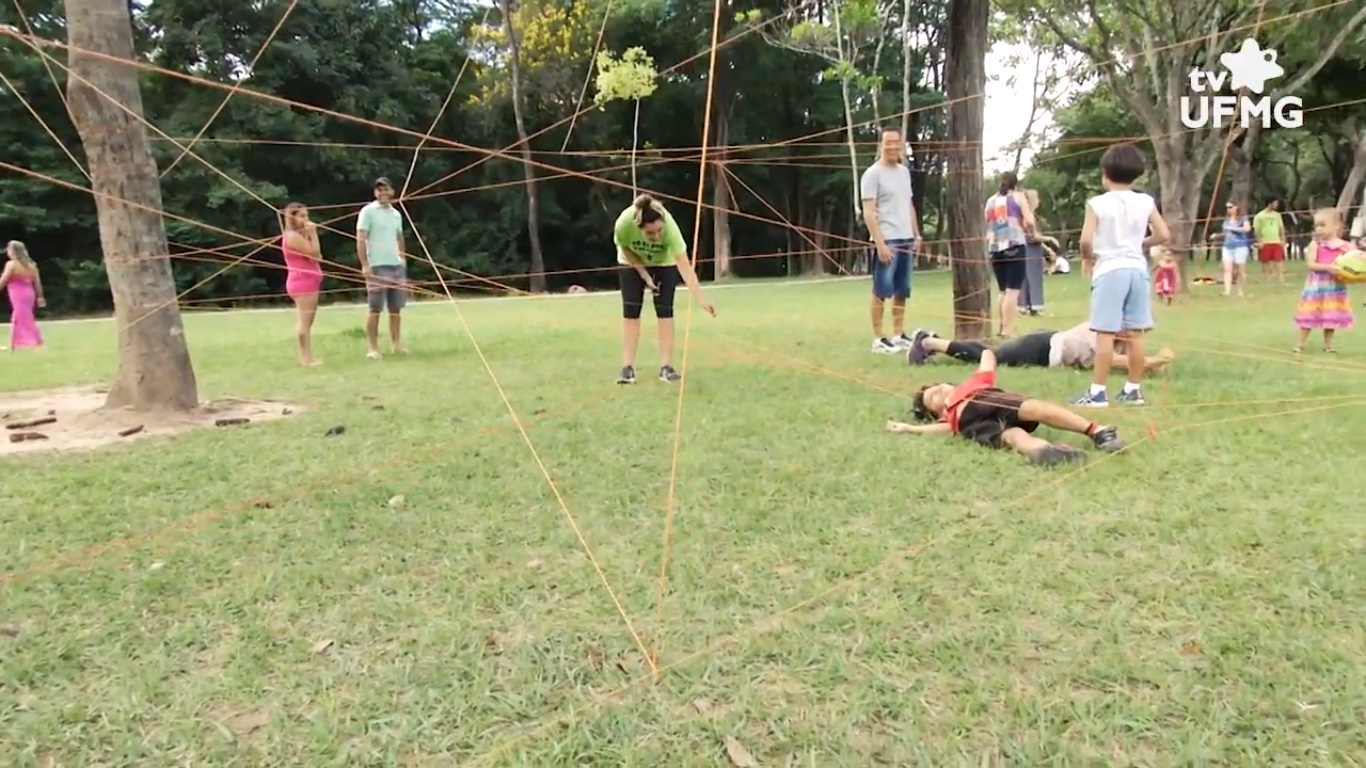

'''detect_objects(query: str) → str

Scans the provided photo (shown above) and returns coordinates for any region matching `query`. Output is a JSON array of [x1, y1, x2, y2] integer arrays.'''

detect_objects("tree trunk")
[[832, 4, 861, 224], [944, 0, 990, 339], [1010, 51, 1046, 175], [1226, 122, 1263, 211], [1154, 146, 1202, 269], [899, 0, 911, 144], [66, 0, 198, 411], [499, 0, 546, 293], [712, 163, 733, 279], [1334, 128, 1366, 218], [711, 84, 734, 279], [631, 100, 642, 194]]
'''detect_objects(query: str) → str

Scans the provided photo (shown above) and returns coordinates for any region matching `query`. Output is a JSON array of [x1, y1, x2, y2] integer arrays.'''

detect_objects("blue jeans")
[[1089, 267, 1153, 333], [870, 239, 914, 300]]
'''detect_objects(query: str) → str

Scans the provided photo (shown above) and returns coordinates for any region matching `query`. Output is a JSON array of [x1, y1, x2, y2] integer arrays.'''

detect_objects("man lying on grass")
[[905, 324, 1175, 375], [886, 348, 1126, 467]]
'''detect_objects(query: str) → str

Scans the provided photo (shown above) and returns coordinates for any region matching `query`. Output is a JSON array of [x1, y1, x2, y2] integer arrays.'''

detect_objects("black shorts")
[[994, 330, 1056, 367], [619, 265, 680, 319], [957, 388, 1039, 448], [990, 245, 1027, 292]]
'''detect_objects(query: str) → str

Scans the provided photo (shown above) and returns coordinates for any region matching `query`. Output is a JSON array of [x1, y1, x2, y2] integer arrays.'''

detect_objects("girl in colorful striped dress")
[[1294, 208, 1354, 354]]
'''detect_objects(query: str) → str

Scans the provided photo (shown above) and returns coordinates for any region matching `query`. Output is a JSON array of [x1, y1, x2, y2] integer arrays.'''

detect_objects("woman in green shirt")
[[613, 194, 715, 384]]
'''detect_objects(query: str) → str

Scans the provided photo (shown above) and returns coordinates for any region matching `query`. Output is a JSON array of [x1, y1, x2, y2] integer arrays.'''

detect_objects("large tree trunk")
[[500, 0, 547, 293], [66, 0, 198, 411], [944, 0, 990, 339]]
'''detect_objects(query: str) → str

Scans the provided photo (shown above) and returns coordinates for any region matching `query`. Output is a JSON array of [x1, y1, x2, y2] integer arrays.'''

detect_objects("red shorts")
[[1258, 243, 1285, 262]]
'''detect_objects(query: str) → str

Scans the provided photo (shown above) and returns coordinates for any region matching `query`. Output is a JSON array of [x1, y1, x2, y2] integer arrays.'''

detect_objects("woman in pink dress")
[[281, 203, 324, 366], [1, 240, 45, 350]]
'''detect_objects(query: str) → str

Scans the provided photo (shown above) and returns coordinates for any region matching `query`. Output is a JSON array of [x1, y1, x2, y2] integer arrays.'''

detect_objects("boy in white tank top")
[[1071, 144, 1170, 408]]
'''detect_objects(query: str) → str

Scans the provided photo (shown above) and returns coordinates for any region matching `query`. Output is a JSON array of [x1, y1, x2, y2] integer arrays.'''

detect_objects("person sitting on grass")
[[886, 348, 1125, 467], [905, 324, 1174, 375]]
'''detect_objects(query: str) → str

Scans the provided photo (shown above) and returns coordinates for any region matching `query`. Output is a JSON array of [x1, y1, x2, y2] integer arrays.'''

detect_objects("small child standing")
[[1153, 247, 1179, 304], [1072, 144, 1171, 408], [1293, 208, 1354, 353]]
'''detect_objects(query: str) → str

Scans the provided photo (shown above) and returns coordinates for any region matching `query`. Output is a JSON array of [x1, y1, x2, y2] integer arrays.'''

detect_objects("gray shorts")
[[1089, 267, 1153, 334], [367, 263, 407, 312]]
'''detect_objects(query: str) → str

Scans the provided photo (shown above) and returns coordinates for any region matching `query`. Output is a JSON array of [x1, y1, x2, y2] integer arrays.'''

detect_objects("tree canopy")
[[1, 0, 1364, 316]]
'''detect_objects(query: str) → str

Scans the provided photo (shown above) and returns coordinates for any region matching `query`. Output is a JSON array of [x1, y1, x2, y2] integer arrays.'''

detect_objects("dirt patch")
[[0, 386, 299, 458]]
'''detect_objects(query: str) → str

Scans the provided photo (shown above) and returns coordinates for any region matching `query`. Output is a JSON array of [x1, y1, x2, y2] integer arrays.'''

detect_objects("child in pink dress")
[[1153, 247, 1179, 304], [1294, 208, 1354, 353], [0, 240, 45, 350]]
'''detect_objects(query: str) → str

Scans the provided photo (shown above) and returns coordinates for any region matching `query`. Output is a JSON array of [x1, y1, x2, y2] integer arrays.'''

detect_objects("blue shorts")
[[1089, 267, 1153, 334], [870, 239, 914, 300]]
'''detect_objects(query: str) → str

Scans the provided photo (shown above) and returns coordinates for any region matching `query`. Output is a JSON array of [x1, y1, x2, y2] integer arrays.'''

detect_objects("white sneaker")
[[892, 333, 914, 349], [366, 350, 382, 360], [871, 337, 899, 354]]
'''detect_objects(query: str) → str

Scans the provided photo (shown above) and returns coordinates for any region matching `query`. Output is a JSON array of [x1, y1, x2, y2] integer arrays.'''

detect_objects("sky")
[[980, 41, 1072, 175]]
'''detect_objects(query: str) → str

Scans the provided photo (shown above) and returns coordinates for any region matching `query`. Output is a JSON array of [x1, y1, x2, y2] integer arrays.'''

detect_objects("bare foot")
[[391, 345, 408, 355], [300, 357, 323, 367]]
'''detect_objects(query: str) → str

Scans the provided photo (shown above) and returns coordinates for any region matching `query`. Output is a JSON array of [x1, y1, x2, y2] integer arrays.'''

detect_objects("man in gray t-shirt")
[[860, 127, 921, 355]]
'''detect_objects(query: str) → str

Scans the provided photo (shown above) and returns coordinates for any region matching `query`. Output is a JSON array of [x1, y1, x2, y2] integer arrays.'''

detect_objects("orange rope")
[[653, 0, 727, 671]]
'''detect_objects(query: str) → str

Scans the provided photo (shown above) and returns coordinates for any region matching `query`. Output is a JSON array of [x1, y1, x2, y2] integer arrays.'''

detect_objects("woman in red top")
[[886, 349, 1126, 466]]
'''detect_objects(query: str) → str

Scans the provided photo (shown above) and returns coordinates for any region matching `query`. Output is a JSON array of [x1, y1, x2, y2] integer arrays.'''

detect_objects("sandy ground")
[[0, 386, 299, 458]]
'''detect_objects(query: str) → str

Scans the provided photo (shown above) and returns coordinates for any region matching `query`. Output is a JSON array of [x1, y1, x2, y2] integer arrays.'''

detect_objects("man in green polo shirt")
[[1253, 197, 1285, 285]]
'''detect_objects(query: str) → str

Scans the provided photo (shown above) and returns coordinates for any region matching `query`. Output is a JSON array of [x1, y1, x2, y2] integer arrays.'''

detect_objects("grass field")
[[2, 269, 1365, 765]]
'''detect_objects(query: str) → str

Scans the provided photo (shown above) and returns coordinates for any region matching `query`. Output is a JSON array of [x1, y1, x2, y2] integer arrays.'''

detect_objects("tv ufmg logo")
[[1180, 38, 1303, 129]]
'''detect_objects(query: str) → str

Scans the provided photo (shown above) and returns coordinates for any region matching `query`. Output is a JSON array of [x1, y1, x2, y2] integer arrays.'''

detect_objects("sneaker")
[[871, 337, 899, 354], [1070, 390, 1109, 408], [893, 333, 914, 349], [1089, 425, 1124, 453], [366, 350, 382, 360], [616, 365, 636, 384], [659, 365, 681, 382], [1028, 443, 1088, 467], [1115, 388, 1146, 406], [907, 329, 933, 366]]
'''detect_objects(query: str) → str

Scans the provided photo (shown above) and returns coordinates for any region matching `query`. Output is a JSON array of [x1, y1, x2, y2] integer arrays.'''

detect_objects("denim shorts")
[[1089, 267, 1153, 333], [367, 263, 408, 312], [870, 239, 914, 300]]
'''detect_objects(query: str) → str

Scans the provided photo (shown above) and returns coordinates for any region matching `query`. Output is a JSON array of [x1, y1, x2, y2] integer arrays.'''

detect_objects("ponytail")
[[632, 194, 665, 226], [997, 171, 1019, 197]]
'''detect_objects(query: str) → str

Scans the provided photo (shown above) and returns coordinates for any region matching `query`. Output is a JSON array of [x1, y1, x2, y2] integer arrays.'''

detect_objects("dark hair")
[[910, 385, 936, 422], [1099, 144, 1146, 185], [997, 171, 1018, 196], [1267, 197, 1282, 208], [632, 193, 664, 225]]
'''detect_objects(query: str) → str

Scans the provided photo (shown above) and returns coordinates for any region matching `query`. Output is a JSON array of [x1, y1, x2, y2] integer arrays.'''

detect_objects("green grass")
[[2, 269, 1365, 765]]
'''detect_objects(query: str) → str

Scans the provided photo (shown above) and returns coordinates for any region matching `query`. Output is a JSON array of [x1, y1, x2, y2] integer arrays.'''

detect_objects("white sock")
[[1089, 383, 1106, 396], [1123, 381, 1142, 394]]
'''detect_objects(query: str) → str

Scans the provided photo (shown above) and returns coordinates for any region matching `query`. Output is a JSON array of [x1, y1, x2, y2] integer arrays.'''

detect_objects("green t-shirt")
[[1253, 209, 1283, 244], [357, 202, 404, 267], [614, 206, 686, 266]]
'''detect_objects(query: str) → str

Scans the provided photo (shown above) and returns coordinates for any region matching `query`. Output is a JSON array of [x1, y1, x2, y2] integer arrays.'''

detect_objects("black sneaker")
[[907, 329, 934, 365], [659, 365, 681, 382], [1089, 425, 1124, 453], [1028, 443, 1087, 468], [616, 365, 636, 384]]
